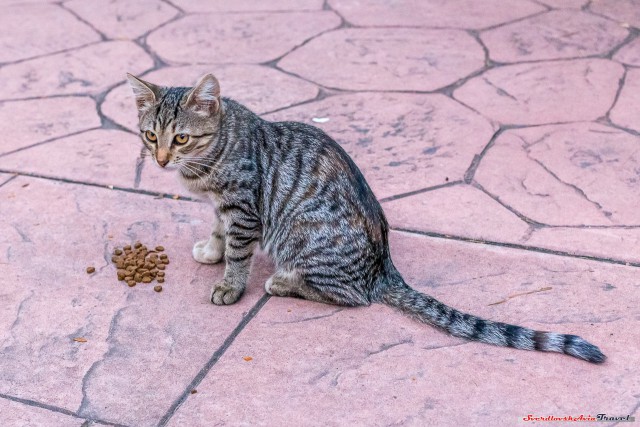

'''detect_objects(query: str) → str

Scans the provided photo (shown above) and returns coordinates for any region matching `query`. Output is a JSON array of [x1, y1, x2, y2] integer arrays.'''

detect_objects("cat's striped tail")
[[380, 279, 605, 364]]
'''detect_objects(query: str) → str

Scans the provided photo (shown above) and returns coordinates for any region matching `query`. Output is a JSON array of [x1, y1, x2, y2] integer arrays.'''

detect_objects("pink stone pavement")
[[0, 1, 639, 426]]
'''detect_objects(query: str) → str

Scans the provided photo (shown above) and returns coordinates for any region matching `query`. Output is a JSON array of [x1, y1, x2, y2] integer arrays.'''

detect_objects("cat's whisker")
[[179, 161, 209, 188], [183, 159, 213, 168]]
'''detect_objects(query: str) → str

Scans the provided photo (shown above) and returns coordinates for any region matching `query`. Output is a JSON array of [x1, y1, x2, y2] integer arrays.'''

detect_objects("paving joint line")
[[0, 168, 200, 202], [392, 227, 640, 268], [463, 126, 504, 184], [378, 181, 461, 203], [0, 392, 128, 427], [605, 67, 628, 122], [0, 127, 102, 160], [0, 174, 18, 189], [472, 181, 544, 227], [57, 1, 109, 42], [157, 293, 271, 427]]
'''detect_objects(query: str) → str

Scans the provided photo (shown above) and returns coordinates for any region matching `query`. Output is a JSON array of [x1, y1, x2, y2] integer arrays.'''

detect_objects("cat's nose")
[[156, 149, 171, 167]]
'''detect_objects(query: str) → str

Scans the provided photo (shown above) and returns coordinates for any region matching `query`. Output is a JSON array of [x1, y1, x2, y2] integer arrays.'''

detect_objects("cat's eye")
[[174, 134, 189, 144], [145, 130, 157, 142]]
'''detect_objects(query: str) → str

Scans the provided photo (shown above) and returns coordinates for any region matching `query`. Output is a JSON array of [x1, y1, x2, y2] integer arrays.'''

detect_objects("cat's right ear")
[[126, 73, 160, 112], [185, 73, 221, 116]]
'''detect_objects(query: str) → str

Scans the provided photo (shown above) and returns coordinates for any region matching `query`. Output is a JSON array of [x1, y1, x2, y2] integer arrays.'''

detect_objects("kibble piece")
[[157, 271, 165, 277], [157, 277, 165, 283], [123, 245, 131, 250], [111, 256, 119, 263], [155, 246, 164, 252], [134, 242, 142, 249], [157, 264, 165, 270], [162, 259, 170, 265], [142, 277, 152, 283], [117, 270, 126, 281], [160, 254, 168, 260], [127, 281, 136, 287], [114, 249, 123, 255], [154, 285, 162, 292], [86, 266, 95, 274], [134, 273, 142, 282]]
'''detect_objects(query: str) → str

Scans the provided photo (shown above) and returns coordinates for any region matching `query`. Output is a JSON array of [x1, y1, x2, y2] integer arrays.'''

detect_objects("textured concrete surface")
[[1, 0, 639, 426]]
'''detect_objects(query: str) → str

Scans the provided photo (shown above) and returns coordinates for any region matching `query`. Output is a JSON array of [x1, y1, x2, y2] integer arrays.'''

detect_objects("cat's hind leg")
[[193, 213, 225, 264], [265, 269, 366, 306], [265, 270, 336, 304]]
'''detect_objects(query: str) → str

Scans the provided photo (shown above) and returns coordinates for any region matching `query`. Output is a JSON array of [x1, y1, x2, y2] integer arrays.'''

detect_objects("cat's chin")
[[156, 163, 179, 171]]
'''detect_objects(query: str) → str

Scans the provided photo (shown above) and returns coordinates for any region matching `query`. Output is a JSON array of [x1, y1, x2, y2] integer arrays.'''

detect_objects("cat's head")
[[126, 73, 222, 169]]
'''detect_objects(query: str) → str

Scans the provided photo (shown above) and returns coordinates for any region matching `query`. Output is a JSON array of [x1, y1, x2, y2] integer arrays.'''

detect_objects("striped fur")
[[127, 73, 605, 364]]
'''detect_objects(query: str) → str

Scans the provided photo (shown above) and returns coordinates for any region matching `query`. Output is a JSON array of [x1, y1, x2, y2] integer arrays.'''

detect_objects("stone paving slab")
[[475, 123, 640, 226], [538, 0, 588, 8], [0, 97, 100, 155], [0, 3, 100, 63], [328, 0, 545, 29], [278, 28, 485, 91], [65, 0, 180, 40], [169, 0, 324, 12], [0, 129, 140, 189], [0, 176, 269, 426], [382, 184, 531, 244], [0, 41, 154, 100], [168, 231, 639, 427], [480, 10, 628, 63], [146, 11, 340, 65], [454, 59, 623, 125], [590, 0, 640, 27]]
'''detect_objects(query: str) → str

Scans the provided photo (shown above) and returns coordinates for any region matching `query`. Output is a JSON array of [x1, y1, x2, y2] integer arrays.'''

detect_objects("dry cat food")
[[110, 241, 169, 288], [86, 266, 95, 274]]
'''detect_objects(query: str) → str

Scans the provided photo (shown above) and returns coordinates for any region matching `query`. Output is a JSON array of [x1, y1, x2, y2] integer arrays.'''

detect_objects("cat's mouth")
[[155, 159, 179, 170]]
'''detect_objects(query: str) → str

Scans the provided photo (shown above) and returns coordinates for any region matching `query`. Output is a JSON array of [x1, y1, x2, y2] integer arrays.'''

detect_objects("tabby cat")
[[127, 72, 605, 364]]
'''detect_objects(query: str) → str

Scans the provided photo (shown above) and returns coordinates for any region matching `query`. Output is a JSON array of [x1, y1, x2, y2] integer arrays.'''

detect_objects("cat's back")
[[264, 118, 387, 234]]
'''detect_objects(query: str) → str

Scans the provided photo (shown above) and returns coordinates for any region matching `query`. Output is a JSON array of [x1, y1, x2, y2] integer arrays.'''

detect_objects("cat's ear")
[[126, 73, 160, 112], [185, 73, 221, 116]]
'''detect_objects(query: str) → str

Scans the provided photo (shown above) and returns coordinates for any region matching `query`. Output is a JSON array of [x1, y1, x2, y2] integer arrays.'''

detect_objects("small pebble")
[[86, 266, 95, 274], [154, 285, 162, 292]]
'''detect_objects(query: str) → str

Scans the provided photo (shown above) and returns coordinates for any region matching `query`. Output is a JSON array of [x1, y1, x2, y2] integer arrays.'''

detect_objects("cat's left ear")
[[126, 73, 160, 113], [185, 74, 221, 116]]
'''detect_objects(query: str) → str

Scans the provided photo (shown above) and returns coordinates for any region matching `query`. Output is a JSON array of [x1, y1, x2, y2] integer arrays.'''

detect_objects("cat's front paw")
[[210, 280, 243, 305], [193, 238, 224, 264]]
